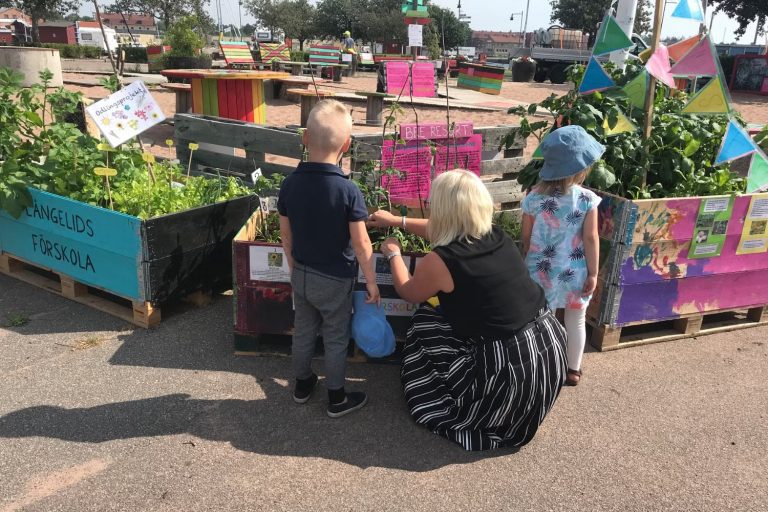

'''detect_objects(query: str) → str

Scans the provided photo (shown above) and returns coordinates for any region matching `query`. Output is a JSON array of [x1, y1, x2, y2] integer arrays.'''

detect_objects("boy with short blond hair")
[[278, 99, 379, 418]]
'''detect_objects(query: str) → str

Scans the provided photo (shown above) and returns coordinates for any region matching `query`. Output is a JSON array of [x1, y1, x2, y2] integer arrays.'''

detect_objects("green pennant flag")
[[593, 15, 634, 56], [747, 152, 768, 193], [622, 70, 649, 109]]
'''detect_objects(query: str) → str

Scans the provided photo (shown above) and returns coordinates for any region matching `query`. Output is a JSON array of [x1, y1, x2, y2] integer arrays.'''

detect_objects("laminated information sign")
[[688, 196, 735, 258], [736, 193, 768, 255]]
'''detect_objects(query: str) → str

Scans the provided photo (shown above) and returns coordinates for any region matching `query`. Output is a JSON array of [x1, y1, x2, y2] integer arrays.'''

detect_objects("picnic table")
[[160, 69, 288, 124], [277, 61, 310, 76], [287, 88, 336, 127]]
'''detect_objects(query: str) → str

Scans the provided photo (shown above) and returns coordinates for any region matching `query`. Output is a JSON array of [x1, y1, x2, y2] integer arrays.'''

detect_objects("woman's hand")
[[367, 210, 399, 229], [380, 237, 402, 257]]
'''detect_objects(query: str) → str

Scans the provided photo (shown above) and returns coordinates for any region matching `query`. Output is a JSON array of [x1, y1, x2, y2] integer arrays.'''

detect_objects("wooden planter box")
[[587, 191, 768, 350], [0, 187, 258, 327], [232, 210, 421, 358]]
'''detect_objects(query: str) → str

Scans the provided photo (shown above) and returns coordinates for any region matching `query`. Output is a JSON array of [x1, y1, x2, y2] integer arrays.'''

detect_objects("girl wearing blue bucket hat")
[[521, 125, 605, 387]]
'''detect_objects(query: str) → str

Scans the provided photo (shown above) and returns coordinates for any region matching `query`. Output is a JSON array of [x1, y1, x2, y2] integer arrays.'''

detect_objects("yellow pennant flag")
[[602, 112, 637, 136], [682, 76, 730, 114]]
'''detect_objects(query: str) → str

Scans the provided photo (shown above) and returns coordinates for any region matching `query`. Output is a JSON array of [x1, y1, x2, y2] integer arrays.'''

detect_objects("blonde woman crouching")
[[368, 170, 567, 451]]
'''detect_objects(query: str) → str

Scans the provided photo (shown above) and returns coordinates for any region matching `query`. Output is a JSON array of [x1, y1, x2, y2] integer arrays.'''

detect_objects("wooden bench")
[[354, 91, 394, 126], [286, 89, 336, 127], [278, 60, 310, 76], [274, 77, 318, 100], [160, 82, 192, 114]]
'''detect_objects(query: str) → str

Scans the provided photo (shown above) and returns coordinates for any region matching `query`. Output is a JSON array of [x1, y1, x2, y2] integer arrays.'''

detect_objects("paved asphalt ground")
[[1, 272, 766, 511]]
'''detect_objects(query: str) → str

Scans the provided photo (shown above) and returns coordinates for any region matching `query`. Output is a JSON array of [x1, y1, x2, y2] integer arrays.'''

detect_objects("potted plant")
[[503, 63, 768, 349], [162, 16, 211, 71], [0, 69, 255, 327], [511, 56, 537, 82]]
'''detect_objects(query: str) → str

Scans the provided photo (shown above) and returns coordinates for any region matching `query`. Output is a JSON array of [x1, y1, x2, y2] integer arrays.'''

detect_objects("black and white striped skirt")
[[401, 305, 567, 451]]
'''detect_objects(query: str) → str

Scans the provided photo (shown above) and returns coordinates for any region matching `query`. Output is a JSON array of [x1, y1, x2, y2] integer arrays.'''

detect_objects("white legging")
[[563, 308, 586, 372]]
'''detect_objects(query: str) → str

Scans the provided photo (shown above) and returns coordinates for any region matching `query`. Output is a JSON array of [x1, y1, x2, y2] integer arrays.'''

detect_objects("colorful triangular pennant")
[[622, 70, 649, 109], [579, 57, 616, 94], [670, 35, 718, 76], [592, 15, 634, 56], [602, 111, 638, 136], [645, 44, 677, 89], [682, 75, 730, 114], [668, 35, 700, 62], [715, 119, 758, 164], [747, 152, 768, 193], [671, 0, 705, 22]]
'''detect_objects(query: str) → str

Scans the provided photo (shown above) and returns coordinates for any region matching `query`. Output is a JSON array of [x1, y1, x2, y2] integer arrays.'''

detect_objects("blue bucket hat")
[[539, 125, 605, 181], [351, 291, 395, 358]]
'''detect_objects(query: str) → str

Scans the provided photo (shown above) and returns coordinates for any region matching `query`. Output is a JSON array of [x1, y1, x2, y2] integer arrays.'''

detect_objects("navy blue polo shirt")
[[277, 162, 369, 278]]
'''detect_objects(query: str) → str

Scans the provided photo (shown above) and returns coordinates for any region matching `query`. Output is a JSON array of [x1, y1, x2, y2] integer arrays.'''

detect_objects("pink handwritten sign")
[[762, 77, 768, 95], [386, 61, 411, 95], [434, 134, 483, 176], [400, 122, 474, 141], [381, 139, 432, 203], [411, 61, 436, 97]]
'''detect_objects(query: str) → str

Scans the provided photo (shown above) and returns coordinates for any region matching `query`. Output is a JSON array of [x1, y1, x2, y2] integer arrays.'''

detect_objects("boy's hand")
[[365, 282, 381, 306], [582, 274, 597, 296]]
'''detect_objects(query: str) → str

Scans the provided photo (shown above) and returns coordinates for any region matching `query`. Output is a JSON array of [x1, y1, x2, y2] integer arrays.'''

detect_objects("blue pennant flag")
[[579, 57, 616, 94], [715, 119, 758, 165], [671, 0, 704, 22]]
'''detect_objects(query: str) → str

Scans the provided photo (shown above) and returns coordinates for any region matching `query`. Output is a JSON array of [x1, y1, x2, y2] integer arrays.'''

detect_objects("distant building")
[[98, 12, 158, 45], [471, 31, 524, 58], [0, 7, 32, 44], [0, 7, 31, 25], [39, 21, 77, 45]]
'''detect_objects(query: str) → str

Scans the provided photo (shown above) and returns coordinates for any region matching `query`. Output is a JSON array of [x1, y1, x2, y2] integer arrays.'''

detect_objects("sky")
[[84, 0, 765, 45]]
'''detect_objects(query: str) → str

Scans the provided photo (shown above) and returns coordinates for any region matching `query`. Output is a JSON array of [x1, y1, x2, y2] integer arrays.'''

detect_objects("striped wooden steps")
[[219, 41, 255, 66], [457, 63, 506, 95], [258, 42, 290, 63], [309, 45, 341, 66]]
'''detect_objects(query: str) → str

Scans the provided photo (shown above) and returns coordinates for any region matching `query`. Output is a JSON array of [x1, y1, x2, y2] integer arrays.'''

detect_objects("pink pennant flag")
[[645, 44, 677, 89], [670, 35, 717, 76]]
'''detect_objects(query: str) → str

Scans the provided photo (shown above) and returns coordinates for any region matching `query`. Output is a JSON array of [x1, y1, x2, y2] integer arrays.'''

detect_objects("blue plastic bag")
[[351, 291, 396, 358]]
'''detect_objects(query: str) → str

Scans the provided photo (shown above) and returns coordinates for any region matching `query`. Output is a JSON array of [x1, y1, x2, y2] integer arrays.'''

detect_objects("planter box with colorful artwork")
[[0, 187, 258, 327], [232, 210, 422, 356], [587, 191, 768, 350]]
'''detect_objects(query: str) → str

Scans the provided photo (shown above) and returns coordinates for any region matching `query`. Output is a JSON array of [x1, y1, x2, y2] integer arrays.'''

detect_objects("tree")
[[427, 4, 470, 51], [107, 0, 210, 34], [550, 0, 654, 46], [709, 0, 767, 39], [313, 0, 358, 40], [277, 0, 317, 49], [7, 0, 79, 42]]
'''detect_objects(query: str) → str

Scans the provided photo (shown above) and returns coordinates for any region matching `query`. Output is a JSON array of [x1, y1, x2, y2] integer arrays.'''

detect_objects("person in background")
[[341, 30, 357, 75], [278, 99, 379, 418], [521, 125, 603, 387], [368, 170, 567, 451]]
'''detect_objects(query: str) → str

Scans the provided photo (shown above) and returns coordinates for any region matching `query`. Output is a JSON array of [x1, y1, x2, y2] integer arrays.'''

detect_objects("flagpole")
[[641, 0, 665, 188]]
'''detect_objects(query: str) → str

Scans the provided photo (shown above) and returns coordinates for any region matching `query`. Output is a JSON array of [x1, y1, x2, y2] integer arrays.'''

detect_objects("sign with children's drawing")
[[687, 196, 734, 259], [358, 253, 413, 285], [86, 81, 166, 147], [249, 245, 291, 282]]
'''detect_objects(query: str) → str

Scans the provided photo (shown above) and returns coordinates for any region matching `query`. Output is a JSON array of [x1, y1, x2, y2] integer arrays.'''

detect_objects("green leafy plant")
[[504, 63, 746, 199], [0, 68, 252, 220], [163, 16, 205, 57]]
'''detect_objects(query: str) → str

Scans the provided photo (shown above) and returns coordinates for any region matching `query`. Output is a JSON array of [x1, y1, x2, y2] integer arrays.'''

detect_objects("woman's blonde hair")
[[535, 167, 591, 196], [428, 170, 494, 247]]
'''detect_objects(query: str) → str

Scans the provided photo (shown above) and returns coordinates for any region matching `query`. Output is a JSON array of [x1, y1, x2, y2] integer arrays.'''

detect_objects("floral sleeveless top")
[[521, 184, 601, 310]]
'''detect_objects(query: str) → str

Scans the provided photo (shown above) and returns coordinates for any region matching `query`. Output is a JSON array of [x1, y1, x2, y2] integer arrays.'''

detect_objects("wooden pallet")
[[588, 305, 768, 351], [0, 253, 160, 328]]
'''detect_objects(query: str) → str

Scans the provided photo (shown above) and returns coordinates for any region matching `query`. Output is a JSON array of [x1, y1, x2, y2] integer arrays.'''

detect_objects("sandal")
[[565, 368, 582, 387]]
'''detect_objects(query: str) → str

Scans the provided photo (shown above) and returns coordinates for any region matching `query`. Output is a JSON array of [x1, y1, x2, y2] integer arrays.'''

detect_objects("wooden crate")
[[0, 187, 257, 327], [232, 210, 420, 358], [587, 191, 768, 350]]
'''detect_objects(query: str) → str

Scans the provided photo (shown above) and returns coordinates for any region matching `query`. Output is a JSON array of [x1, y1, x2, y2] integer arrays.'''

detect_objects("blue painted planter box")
[[0, 187, 258, 309]]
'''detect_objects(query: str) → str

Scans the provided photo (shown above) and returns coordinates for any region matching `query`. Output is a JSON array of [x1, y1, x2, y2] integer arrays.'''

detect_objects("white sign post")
[[86, 81, 166, 147], [408, 24, 423, 48]]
